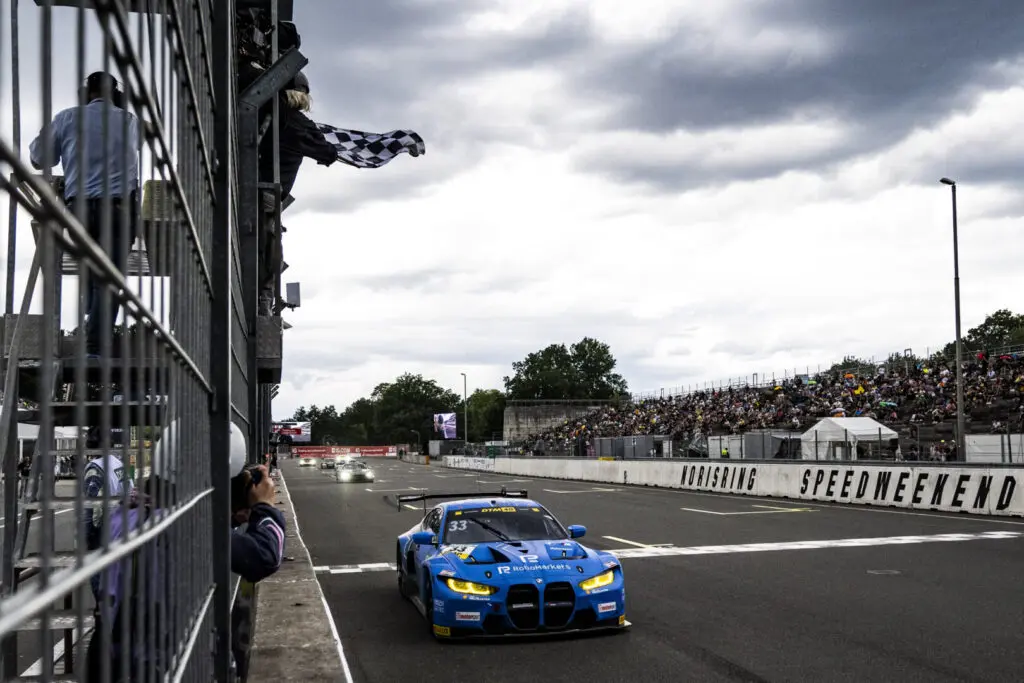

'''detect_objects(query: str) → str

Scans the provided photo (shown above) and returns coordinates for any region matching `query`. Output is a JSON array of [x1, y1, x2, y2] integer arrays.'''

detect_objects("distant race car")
[[298, 456, 316, 467], [319, 458, 336, 470], [395, 489, 630, 640], [336, 460, 375, 483]]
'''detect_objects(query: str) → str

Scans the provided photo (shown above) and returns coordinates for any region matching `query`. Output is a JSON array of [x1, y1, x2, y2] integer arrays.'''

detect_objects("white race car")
[[336, 461, 375, 483], [298, 457, 316, 467]]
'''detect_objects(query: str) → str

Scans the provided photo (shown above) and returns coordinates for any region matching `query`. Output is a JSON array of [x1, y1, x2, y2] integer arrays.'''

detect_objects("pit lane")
[[286, 459, 1024, 683]]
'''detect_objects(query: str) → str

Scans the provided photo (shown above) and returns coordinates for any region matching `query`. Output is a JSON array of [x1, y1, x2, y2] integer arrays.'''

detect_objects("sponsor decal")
[[679, 464, 757, 493], [797, 467, 1018, 512], [455, 611, 481, 622], [432, 625, 450, 637], [440, 544, 476, 560], [433, 599, 445, 613], [478, 507, 517, 513], [438, 569, 455, 578], [597, 601, 616, 614], [618, 615, 626, 625], [496, 562, 570, 574]]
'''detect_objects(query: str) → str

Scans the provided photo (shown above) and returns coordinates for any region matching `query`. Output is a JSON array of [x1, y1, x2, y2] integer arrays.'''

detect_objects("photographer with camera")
[[84, 420, 286, 682]]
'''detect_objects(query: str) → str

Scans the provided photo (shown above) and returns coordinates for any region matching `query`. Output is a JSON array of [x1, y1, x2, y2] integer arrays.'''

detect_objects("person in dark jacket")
[[84, 421, 286, 681], [230, 462, 285, 583], [257, 70, 337, 200], [257, 70, 337, 313]]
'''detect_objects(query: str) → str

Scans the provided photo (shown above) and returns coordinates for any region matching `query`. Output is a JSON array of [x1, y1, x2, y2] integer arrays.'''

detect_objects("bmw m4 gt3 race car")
[[336, 460, 375, 483], [394, 489, 630, 640], [319, 457, 336, 470]]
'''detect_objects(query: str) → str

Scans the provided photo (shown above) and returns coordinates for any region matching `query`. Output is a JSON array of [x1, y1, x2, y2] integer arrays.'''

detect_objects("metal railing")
[[0, 1, 292, 681]]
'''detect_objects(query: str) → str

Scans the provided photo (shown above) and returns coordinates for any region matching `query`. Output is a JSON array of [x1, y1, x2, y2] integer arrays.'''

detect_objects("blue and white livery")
[[394, 489, 630, 640]]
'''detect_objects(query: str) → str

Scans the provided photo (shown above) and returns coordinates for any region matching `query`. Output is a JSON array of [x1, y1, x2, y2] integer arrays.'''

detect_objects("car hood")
[[432, 539, 614, 579]]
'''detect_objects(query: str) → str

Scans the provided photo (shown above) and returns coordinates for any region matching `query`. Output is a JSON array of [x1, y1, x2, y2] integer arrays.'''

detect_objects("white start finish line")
[[311, 530, 1022, 574]]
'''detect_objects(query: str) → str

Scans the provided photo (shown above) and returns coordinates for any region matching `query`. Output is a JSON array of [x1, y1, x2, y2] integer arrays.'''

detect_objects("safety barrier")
[[442, 456, 1024, 517]]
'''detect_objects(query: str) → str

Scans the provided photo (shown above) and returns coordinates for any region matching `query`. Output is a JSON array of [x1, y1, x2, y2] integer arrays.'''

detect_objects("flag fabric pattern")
[[316, 123, 426, 169]]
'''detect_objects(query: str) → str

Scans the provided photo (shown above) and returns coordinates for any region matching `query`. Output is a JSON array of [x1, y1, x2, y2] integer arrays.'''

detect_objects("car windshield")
[[343, 463, 366, 470], [443, 506, 567, 544]]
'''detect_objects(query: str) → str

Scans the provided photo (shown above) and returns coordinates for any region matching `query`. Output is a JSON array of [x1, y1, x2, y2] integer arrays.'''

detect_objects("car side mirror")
[[411, 530, 436, 546], [567, 524, 586, 539]]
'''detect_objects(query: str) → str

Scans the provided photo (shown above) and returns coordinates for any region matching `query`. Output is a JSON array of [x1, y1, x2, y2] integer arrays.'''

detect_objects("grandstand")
[[521, 345, 1024, 461]]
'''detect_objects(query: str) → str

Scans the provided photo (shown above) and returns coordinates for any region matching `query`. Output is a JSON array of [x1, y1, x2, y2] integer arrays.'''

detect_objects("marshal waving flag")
[[316, 123, 426, 169]]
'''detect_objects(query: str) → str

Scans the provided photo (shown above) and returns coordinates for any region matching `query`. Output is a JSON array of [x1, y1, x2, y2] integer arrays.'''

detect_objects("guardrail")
[[442, 455, 1023, 517]]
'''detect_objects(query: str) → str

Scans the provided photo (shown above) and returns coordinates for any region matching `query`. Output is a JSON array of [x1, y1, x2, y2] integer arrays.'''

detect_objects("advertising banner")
[[291, 445, 397, 458], [273, 421, 312, 444]]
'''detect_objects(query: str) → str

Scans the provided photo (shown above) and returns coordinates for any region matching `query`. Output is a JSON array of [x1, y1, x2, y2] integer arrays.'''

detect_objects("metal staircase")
[[0, 174, 174, 681]]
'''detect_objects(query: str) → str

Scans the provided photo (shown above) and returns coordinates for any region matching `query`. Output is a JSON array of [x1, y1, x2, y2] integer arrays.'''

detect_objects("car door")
[[415, 506, 442, 567]]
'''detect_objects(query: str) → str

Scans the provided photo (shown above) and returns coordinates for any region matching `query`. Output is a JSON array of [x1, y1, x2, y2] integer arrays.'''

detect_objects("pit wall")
[[441, 456, 1023, 518]]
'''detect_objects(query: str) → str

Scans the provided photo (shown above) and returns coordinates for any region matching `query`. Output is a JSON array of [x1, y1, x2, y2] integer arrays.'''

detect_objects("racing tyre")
[[423, 574, 438, 639]]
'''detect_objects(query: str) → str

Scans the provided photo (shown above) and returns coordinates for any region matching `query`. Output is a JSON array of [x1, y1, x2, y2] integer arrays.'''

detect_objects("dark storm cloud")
[[571, 0, 1024, 189]]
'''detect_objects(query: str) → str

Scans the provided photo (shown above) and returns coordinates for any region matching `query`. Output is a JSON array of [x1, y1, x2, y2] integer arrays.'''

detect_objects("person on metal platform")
[[29, 71, 141, 358]]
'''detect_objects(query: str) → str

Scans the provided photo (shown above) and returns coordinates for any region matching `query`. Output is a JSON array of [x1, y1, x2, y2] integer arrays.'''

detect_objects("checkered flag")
[[316, 123, 425, 169]]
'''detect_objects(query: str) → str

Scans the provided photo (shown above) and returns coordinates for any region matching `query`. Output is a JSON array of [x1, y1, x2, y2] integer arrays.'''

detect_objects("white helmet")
[[151, 419, 248, 483]]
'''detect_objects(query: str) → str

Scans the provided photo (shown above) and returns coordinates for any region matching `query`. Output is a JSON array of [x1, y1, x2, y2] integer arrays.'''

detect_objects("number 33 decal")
[[448, 520, 467, 532]]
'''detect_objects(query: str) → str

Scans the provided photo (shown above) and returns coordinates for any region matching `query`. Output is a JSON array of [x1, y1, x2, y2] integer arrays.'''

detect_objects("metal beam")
[[33, 0, 168, 12], [238, 48, 307, 113], [237, 0, 295, 22]]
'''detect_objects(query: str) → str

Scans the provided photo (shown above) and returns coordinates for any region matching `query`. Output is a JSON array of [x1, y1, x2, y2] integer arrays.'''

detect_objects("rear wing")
[[391, 487, 528, 513]]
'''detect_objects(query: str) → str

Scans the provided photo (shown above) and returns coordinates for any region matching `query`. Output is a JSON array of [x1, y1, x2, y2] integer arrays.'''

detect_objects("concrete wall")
[[442, 456, 1024, 518], [502, 403, 606, 442]]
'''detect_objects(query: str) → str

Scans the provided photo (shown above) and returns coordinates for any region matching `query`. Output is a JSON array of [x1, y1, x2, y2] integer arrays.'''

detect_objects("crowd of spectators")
[[530, 350, 1024, 448]]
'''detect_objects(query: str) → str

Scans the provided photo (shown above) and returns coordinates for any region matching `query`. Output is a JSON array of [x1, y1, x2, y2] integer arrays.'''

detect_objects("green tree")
[[940, 309, 1024, 358], [290, 404, 344, 445], [503, 337, 628, 400], [466, 388, 506, 442], [371, 373, 462, 444]]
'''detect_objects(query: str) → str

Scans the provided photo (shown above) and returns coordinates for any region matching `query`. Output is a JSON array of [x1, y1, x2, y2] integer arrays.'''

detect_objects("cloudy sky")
[[2, 1, 1023, 419]]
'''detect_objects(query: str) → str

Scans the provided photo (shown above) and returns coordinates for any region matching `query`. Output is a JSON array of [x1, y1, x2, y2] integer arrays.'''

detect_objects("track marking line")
[[543, 488, 619, 494], [445, 468, 1024, 526], [21, 625, 92, 676], [606, 530, 1023, 559], [476, 479, 529, 484], [365, 487, 426, 493], [312, 531, 1022, 574], [0, 507, 73, 530], [278, 471, 355, 683], [681, 506, 815, 515], [602, 535, 670, 548], [676, 490, 1024, 525]]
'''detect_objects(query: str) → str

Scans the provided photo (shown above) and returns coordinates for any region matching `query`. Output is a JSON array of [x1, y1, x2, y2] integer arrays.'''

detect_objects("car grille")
[[543, 582, 575, 628], [506, 584, 540, 630]]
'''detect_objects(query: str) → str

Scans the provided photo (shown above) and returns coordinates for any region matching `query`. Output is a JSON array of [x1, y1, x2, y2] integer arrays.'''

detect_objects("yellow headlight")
[[446, 579, 497, 596], [579, 570, 615, 591]]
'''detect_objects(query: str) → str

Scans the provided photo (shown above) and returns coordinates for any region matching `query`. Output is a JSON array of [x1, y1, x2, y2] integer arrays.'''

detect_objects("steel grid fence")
[[0, 1, 245, 681]]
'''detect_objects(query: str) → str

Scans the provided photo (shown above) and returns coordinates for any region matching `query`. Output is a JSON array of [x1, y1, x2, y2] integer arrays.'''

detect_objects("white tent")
[[800, 417, 898, 460]]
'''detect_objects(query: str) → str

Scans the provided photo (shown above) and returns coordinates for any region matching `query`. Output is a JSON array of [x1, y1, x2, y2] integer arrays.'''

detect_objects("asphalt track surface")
[[288, 458, 1024, 683]]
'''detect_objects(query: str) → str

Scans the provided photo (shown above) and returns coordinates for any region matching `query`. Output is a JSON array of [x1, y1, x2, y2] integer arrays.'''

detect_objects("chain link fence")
[[0, 1, 281, 680]]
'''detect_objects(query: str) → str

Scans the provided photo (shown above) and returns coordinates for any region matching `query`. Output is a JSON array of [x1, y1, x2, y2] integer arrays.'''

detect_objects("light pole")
[[460, 372, 468, 445], [940, 177, 967, 462]]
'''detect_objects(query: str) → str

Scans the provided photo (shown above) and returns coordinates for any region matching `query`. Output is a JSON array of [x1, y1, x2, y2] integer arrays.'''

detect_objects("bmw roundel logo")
[[536, 578, 543, 584], [485, 571, 492, 579]]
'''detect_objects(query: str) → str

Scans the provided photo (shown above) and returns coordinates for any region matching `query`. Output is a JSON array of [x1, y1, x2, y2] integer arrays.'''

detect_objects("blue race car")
[[394, 489, 630, 640]]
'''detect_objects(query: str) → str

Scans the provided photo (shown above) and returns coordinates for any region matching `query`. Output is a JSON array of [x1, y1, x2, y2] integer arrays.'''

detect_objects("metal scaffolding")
[[0, 0, 293, 680]]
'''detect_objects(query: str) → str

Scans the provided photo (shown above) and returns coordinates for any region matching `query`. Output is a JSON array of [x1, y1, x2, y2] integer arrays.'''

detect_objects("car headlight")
[[579, 570, 615, 591], [446, 578, 497, 596], [341, 471, 351, 479], [366, 470, 374, 478]]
